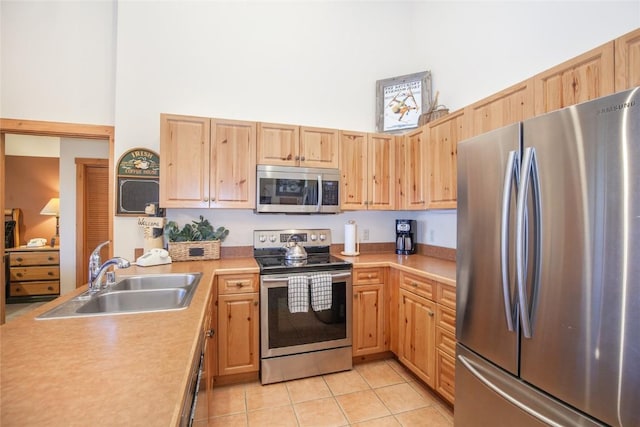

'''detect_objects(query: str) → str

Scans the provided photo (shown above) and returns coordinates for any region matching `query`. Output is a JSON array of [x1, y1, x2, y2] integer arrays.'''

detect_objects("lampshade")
[[40, 198, 60, 216]]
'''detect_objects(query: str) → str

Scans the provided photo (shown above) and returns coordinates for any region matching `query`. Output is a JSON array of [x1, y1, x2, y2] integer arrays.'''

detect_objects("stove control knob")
[[310, 234, 317, 241], [259, 235, 267, 243], [319, 233, 326, 241], [269, 235, 277, 243]]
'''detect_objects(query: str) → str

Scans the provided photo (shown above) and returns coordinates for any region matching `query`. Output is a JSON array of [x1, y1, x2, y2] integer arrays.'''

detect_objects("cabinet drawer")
[[436, 305, 456, 333], [10, 281, 60, 297], [436, 350, 456, 404], [353, 267, 384, 285], [9, 251, 59, 267], [217, 274, 258, 294], [399, 272, 434, 300], [436, 327, 456, 357], [10, 266, 60, 281], [437, 284, 456, 309]]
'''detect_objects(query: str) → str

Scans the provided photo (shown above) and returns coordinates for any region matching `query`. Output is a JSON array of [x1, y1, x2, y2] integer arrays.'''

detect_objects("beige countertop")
[[334, 252, 456, 287], [1, 252, 453, 426], [0, 257, 258, 427]]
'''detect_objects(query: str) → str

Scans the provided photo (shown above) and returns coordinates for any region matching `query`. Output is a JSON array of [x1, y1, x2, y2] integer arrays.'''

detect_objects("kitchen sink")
[[36, 272, 202, 320]]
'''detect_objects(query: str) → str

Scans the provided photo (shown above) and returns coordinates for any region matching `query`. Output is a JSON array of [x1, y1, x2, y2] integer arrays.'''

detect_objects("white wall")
[[5, 135, 60, 157], [2, 1, 639, 257], [59, 138, 109, 295]]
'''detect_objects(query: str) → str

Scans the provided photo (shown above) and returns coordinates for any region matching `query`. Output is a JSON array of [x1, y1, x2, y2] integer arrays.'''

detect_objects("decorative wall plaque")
[[116, 148, 160, 215]]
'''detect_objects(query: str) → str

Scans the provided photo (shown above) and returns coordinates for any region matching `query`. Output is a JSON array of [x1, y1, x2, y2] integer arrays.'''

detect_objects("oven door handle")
[[261, 272, 351, 283]]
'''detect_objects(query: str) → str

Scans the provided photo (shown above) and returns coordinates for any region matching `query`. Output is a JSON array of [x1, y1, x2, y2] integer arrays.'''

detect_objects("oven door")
[[260, 271, 352, 358]]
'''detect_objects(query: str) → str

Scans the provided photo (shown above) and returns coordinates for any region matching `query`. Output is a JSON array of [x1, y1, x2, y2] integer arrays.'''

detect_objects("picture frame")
[[376, 71, 432, 133]]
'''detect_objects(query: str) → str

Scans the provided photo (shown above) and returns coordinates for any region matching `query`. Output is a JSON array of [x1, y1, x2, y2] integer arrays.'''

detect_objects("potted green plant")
[[164, 216, 229, 261]]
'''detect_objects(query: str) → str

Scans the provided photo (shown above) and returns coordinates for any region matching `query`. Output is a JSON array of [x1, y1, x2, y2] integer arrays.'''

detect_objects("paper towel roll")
[[344, 222, 357, 255]]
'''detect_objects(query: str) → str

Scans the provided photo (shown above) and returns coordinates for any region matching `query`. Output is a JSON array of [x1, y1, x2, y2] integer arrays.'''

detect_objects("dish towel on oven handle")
[[288, 275, 309, 313], [310, 273, 332, 311]]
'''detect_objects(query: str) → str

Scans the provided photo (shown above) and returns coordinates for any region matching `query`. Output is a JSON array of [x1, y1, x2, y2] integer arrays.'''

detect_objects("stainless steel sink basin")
[[36, 272, 202, 320]]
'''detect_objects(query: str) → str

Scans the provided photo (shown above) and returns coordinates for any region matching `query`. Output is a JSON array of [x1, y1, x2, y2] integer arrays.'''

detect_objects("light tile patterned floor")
[[199, 358, 453, 426]]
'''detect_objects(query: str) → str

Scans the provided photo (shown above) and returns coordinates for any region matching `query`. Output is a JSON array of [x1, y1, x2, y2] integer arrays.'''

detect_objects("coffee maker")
[[396, 219, 416, 255]]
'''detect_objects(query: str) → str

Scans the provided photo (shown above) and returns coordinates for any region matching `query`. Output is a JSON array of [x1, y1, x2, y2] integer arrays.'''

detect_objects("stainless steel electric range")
[[254, 229, 353, 384]]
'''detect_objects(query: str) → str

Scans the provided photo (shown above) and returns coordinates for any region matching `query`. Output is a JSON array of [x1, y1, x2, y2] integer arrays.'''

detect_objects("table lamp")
[[40, 197, 60, 246]]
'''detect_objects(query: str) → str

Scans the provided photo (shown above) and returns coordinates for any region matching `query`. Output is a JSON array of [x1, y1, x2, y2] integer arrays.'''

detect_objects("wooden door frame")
[[76, 158, 109, 287], [0, 118, 114, 324]]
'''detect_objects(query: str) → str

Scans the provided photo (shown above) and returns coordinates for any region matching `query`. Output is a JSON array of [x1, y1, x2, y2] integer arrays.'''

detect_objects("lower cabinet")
[[352, 267, 387, 357], [216, 273, 260, 377], [195, 290, 215, 422]]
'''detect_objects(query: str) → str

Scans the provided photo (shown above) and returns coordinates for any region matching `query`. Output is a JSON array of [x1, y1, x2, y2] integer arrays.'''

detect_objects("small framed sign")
[[376, 71, 432, 133], [116, 148, 160, 216]]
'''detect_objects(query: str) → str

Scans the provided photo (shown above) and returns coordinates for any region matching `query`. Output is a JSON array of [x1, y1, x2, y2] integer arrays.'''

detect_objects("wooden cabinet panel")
[[217, 292, 259, 376], [353, 267, 385, 285], [426, 109, 464, 209], [436, 327, 456, 357], [9, 281, 60, 297], [465, 79, 534, 139], [615, 28, 640, 92], [398, 288, 436, 387], [399, 271, 434, 300], [217, 274, 258, 295], [353, 283, 386, 357], [436, 283, 456, 310], [299, 126, 339, 168], [257, 122, 300, 166], [367, 133, 395, 210], [160, 114, 210, 208], [210, 119, 256, 208], [9, 251, 59, 266], [6, 248, 60, 300], [397, 127, 427, 210], [534, 42, 615, 115], [436, 305, 456, 334], [436, 351, 456, 404], [340, 130, 368, 209]]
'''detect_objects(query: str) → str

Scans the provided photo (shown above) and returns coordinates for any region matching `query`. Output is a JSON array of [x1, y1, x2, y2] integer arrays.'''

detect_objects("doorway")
[[0, 118, 115, 324]]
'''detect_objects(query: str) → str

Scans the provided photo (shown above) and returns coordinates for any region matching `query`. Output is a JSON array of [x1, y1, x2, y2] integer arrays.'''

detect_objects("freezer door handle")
[[458, 353, 563, 427], [500, 150, 519, 332], [515, 147, 542, 339]]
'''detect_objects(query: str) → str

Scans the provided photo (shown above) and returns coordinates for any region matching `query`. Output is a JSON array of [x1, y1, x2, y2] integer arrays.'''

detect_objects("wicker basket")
[[168, 240, 221, 261]]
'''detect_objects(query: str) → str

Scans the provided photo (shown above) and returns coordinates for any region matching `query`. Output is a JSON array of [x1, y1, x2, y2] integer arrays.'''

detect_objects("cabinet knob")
[[300, 156, 305, 161], [16, 272, 23, 277], [47, 286, 54, 291], [48, 271, 54, 276], [48, 256, 54, 261], [211, 197, 216, 202], [295, 155, 300, 160], [253, 301, 259, 306], [367, 274, 372, 279], [16, 257, 23, 262], [428, 310, 435, 317], [235, 282, 244, 288], [206, 329, 215, 338], [204, 197, 209, 202]]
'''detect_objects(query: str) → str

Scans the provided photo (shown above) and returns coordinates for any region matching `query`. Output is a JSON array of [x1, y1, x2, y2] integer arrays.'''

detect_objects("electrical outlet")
[[363, 229, 370, 241]]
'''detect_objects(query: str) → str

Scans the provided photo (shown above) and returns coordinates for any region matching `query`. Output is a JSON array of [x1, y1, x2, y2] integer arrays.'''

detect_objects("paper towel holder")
[[341, 220, 360, 256]]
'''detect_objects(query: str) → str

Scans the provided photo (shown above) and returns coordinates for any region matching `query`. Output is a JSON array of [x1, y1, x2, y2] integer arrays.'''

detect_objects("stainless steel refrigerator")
[[456, 87, 640, 427]]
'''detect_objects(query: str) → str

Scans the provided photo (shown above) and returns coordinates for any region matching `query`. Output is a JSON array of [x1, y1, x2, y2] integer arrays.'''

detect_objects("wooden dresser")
[[6, 246, 60, 302]]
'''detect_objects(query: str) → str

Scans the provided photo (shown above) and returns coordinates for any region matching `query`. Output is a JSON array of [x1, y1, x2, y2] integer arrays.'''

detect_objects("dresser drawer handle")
[[48, 256, 55, 261], [16, 257, 23, 262], [48, 286, 54, 291], [16, 272, 23, 278], [48, 272, 54, 276], [235, 282, 245, 287]]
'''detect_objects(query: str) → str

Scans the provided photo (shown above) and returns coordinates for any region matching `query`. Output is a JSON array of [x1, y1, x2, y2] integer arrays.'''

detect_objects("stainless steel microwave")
[[256, 165, 341, 214]]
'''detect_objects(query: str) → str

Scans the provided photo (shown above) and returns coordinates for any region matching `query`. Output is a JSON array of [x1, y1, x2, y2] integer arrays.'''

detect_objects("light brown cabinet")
[[160, 114, 256, 209], [216, 273, 259, 377], [352, 267, 387, 358], [465, 79, 534, 139], [257, 122, 339, 168], [195, 290, 215, 422], [435, 283, 456, 404], [614, 28, 640, 92], [397, 126, 428, 210], [340, 131, 395, 210], [534, 42, 615, 115], [6, 247, 60, 301], [426, 109, 464, 209]]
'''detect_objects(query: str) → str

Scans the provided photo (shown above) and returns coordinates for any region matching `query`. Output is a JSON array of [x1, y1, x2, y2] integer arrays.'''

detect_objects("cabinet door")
[[465, 79, 534, 139], [367, 133, 395, 210], [210, 119, 256, 208], [397, 126, 428, 210], [436, 351, 456, 404], [299, 126, 339, 168], [353, 283, 386, 357], [217, 293, 259, 376], [160, 114, 211, 208], [257, 122, 300, 166], [614, 28, 640, 92], [398, 289, 436, 387], [534, 42, 614, 115], [340, 130, 368, 210], [427, 110, 464, 210]]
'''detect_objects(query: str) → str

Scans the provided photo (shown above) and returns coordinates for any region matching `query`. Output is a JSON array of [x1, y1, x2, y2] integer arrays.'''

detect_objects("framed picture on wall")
[[376, 71, 432, 133]]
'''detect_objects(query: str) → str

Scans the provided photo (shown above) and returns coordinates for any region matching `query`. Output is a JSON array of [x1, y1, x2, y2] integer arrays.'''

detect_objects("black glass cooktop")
[[255, 253, 351, 275]]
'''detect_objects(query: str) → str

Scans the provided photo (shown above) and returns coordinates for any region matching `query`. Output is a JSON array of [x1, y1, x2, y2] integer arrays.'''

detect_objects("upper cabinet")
[[340, 131, 395, 210], [426, 109, 464, 210], [534, 42, 615, 115], [257, 123, 339, 168], [397, 126, 428, 210], [160, 114, 256, 209], [465, 79, 534, 139], [614, 28, 640, 92]]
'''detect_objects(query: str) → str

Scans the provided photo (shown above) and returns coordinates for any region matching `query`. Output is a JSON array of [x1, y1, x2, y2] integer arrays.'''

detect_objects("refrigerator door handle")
[[500, 150, 519, 332], [516, 147, 542, 339]]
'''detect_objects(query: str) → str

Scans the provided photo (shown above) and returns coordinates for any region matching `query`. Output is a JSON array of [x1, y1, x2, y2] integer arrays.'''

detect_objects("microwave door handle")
[[316, 175, 322, 212]]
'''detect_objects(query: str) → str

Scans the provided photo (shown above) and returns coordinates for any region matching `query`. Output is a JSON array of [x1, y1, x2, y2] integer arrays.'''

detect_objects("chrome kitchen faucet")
[[88, 241, 130, 292]]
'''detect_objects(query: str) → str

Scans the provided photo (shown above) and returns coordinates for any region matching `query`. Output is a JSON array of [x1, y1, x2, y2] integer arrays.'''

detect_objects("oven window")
[[258, 177, 318, 206], [267, 282, 346, 349]]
